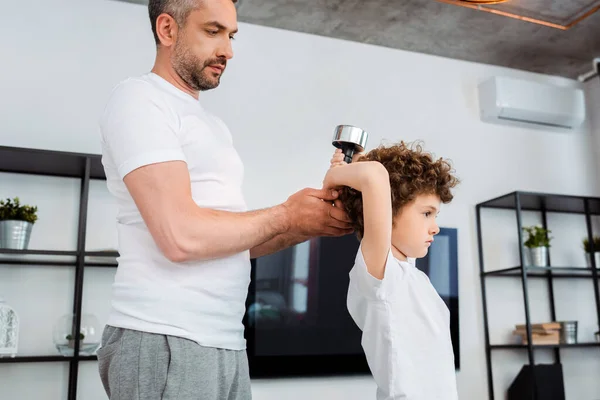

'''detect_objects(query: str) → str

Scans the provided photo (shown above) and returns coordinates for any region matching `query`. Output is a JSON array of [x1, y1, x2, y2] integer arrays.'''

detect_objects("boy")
[[323, 142, 460, 400]]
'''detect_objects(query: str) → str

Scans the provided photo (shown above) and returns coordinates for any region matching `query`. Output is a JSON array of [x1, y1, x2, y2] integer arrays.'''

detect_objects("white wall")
[[1, 1, 600, 399], [587, 79, 600, 174]]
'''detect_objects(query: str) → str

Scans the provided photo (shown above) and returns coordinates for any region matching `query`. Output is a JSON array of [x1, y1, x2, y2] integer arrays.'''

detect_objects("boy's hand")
[[330, 148, 364, 168], [327, 149, 349, 212], [330, 149, 346, 169]]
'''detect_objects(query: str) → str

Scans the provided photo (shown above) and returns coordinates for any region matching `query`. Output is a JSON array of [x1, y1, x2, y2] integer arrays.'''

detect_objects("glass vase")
[[0, 297, 19, 357], [53, 313, 101, 356]]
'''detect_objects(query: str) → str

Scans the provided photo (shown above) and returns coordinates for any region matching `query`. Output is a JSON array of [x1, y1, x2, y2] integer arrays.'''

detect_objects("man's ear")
[[155, 13, 179, 47]]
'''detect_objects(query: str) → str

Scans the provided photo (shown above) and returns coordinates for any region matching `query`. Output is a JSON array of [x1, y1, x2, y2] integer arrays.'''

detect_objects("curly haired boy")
[[322, 141, 460, 400]]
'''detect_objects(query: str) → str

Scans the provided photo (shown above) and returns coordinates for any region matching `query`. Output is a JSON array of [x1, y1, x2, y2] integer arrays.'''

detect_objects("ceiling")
[[117, 0, 600, 80]]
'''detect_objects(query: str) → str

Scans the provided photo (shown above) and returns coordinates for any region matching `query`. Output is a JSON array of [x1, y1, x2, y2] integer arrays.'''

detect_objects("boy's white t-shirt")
[[347, 243, 458, 400], [99, 72, 250, 350]]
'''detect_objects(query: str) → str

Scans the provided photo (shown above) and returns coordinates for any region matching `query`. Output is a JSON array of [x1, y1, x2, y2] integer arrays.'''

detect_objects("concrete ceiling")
[[117, 0, 600, 80]]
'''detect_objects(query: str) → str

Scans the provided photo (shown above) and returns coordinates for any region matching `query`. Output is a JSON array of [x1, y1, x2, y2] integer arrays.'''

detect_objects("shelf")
[[0, 145, 109, 400], [477, 191, 600, 215], [476, 190, 600, 400], [0, 249, 119, 267], [0, 355, 74, 363], [490, 342, 600, 350], [0, 249, 78, 266], [0, 249, 77, 256], [85, 251, 119, 257], [78, 355, 98, 361], [0, 355, 100, 363], [483, 265, 600, 278], [0, 145, 105, 180], [84, 251, 119, 267]]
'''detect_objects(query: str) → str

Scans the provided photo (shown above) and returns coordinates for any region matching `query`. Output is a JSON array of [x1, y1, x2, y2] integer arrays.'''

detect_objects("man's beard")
[[172, 40, 226, 92]]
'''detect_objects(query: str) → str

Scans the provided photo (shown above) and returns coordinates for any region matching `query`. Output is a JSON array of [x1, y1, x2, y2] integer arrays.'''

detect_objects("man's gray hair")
[[148, 0, 238, 45]]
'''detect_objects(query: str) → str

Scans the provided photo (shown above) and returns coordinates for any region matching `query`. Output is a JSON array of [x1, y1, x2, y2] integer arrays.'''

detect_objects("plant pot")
[[526, 246, 548, 267], [585, 252, 600, 269], [0, 220, 33, 250]]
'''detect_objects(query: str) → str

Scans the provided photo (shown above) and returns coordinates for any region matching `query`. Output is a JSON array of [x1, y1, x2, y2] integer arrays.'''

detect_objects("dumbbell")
[[332, 125, 368, 163]]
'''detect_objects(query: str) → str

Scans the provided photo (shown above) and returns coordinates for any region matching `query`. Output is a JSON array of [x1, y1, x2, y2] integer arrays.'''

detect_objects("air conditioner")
[[477, 76, 586, 131]]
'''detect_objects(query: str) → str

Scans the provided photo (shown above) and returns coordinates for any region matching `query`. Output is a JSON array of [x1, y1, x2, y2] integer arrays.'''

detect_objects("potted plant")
[[522, 225, 552, 267], [0, 197, 38, 250], [582, 236, 600, 269]]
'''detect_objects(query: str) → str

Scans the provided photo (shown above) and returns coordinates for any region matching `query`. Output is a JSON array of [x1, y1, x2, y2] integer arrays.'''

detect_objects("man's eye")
[[207, 30, 218, 35]]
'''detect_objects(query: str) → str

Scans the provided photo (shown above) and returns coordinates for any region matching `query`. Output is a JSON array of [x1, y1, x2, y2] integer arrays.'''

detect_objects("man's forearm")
[[123, 161, 350, 264], [169, 204, 292, 262], [250, 231, 312, 259]]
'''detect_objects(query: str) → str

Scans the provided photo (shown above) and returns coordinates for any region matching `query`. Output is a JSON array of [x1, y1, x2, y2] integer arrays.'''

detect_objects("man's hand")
[[282, 187, 353, 238]]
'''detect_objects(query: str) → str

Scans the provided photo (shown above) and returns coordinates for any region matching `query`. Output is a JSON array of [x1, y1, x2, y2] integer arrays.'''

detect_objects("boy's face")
[[391, 193, 441, 260]]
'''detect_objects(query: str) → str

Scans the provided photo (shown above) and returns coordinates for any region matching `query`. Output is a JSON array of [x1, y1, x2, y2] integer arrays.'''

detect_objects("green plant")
[[582, 236, 600, 253], [66, 332, 85, 348], [65, 333, 85, 341], [522, 225, 552, 248], [0, 197, 38, 223]]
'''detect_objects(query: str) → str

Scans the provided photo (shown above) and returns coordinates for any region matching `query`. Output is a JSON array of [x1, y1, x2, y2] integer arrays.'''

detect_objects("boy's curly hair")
[[339, 141, 459, 239]]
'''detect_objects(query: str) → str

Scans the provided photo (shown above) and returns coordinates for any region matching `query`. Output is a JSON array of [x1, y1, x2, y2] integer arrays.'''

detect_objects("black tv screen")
[[244, 228, 459, 378]]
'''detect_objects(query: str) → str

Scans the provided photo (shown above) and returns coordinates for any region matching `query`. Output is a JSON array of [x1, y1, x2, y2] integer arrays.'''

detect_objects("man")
[[96, 0, 352, 399]]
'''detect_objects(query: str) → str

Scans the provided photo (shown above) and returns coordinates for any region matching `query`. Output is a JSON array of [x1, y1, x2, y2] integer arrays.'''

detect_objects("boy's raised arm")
[[322, 160, 392, 279]]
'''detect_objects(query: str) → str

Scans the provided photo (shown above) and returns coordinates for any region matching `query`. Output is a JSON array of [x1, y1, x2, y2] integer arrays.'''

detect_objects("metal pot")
[[0, 220, 33, 250], [559, 321, 578, 344], [585, 252, 600, 269], [526, 246, 548, 267]]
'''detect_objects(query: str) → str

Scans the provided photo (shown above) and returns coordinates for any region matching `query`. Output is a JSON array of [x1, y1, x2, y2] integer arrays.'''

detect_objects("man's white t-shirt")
[[347, 244, 459, 400], [99, 72, 250, 350]]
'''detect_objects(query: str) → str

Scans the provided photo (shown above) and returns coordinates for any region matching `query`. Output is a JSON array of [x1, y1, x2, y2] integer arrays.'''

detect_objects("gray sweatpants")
[[97, 325, 252, 400]]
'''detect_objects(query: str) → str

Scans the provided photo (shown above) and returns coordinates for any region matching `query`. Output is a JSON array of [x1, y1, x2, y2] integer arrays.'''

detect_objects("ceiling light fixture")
[[459, 0, 508, 4], [436, 0, 600, 30]]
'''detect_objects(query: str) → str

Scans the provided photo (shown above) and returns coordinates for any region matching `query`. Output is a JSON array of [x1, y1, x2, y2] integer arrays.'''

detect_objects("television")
[[243, 228, 459, 378]]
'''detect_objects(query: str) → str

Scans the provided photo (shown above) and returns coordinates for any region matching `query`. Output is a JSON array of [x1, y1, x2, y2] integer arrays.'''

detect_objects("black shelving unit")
[[476, 191, 600, 400], [0, 145, 118, 400]]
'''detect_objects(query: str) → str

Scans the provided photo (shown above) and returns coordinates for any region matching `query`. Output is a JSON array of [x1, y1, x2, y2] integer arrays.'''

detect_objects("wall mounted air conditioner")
[[477, 76, 586, 131]]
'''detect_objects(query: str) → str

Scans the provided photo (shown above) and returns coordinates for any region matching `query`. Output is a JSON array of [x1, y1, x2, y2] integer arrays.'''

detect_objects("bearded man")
[[97, 1, 352, 398]]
